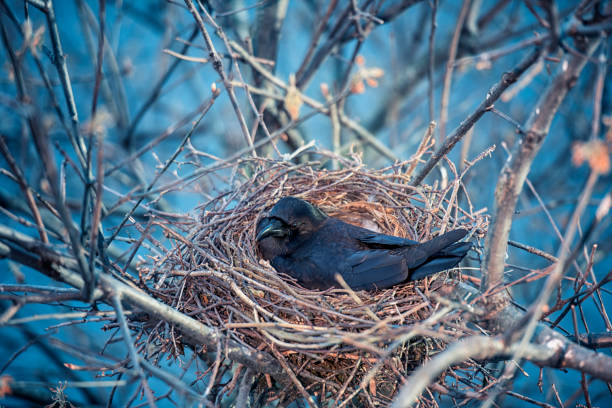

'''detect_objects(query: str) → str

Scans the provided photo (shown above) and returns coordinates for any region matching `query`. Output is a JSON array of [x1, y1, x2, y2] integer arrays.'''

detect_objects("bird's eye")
[[290, 220, 305, 230]]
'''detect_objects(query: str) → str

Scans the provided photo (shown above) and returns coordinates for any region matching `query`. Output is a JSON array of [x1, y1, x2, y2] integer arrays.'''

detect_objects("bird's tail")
[[409, 229, 471, 280]]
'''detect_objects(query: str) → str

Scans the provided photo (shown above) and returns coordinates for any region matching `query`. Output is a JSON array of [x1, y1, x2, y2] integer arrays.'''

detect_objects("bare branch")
[[482, 36, 599, 293], [411, 47, 542, 186]]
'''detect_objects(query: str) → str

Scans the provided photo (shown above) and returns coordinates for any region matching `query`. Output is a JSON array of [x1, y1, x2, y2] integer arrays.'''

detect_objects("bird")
[[255, 196, 472, 291]]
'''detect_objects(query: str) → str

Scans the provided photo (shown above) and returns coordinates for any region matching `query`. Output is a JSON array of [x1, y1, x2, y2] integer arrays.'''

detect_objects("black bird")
[[255, 197, 472, 291]]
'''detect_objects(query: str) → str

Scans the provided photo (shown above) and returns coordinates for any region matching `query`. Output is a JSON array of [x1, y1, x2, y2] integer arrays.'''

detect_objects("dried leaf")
[[350, 78, 365, 94], [365, 77, 379, 88], [284, 74, 302, 120], [320, 83, 329, 97], [572, 139, 610, 174], [369, 378, 377, 397], [0, 375, 12, 398]]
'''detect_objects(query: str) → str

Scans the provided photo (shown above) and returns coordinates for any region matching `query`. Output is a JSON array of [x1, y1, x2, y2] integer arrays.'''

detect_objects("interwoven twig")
[[138, 151, 489, 405]]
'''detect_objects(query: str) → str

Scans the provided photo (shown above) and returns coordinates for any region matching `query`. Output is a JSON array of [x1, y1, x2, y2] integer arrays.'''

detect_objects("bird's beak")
[[256, 218, 287, 241]]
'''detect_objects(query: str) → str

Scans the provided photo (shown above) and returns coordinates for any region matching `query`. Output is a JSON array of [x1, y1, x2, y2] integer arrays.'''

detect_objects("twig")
[[438, 0, 471, 142], [481, 37, 599, 293], [0, 135, 48, 243], [111, 293, 158, 408], [183, 0, 255, 151], [235, 368, 254, 408], [507, 240, 558, 263], [294, 0, 339, 82], [90, 0, 105, 117], [106, 88, 219, 245], [28, 0, 88, 169], [411, 47, 542, 186], [428, 0, 438, 123], [590, 34, 607, 140], [269, 345, 318, 407], [124, 26, 199, 148]]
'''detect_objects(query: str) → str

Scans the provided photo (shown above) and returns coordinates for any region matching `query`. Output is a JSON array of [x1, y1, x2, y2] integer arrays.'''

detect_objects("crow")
[[255, 196, 471, 291]]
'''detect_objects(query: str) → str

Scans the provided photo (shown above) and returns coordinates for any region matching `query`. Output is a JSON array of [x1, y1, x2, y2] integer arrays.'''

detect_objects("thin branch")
[[0, 135, 48, 243], [106, 88, 219, 245], [438, 0, 471, 142], [124, 25, 198, 148], [183, 0, 255, 151], [428, 0, 438, 123], [481, 36, 599, 293], [111, 293, 158, 408], [411, 47, 542, 186]]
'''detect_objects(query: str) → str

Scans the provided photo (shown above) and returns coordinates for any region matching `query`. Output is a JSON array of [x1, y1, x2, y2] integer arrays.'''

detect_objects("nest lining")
[[145, 153, 488, 405]]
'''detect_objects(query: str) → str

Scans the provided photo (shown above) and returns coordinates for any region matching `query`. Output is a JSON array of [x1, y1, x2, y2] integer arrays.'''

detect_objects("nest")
[[144, 152, 489, 406]]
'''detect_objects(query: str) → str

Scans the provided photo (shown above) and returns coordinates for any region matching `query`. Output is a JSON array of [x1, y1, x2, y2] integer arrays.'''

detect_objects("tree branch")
[[391, 281, 612, 407], [410, 47, 542, 187], [481, 36, 599, 293]]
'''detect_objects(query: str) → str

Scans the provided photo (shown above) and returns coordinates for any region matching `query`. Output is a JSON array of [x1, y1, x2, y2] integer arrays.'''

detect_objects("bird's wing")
[[356, 231, 419, 248], [271, 256, 334, 290], [342, 249, 409, 290]]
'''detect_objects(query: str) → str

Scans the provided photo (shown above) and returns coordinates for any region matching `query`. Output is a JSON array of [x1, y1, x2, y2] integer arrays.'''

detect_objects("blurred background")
[[0, 0, 611, 406]]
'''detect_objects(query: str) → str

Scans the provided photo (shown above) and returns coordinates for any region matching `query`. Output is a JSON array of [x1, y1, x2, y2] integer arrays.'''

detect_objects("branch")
[[0, 135, 49, 243], [570, 332, 612, 349], [410, 46, 542, 186], [0, 225, 284, 380], [111, 293, 157, 408], [183, 0, 255, 151], [230, 40, 399, 161], [438, 0, 471, 142], [481, 36, 599, 293], [391, 281, 612, 407]]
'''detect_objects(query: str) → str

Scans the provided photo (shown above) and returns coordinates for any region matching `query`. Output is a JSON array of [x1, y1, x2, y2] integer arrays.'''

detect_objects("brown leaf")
[[365, 77, 379, 88], [0, 375, 12, 398], [284, 74, 302, 120], [320, 83, 329, 97], [350, 78, 365, 94], [572, 139, 610, 174], [369, 378, 377, 397], [590, 144, 610, 174]]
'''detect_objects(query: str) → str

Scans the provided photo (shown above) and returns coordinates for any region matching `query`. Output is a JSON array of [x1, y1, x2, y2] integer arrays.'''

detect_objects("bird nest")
[[144, 151, 489, 406]]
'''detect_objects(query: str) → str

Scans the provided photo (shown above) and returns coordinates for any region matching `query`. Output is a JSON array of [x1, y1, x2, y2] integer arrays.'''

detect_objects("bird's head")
[[255, 197, 328, 260]]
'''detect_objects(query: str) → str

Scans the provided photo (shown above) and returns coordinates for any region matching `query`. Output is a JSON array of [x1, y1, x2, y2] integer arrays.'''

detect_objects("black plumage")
[[255, 197, 472, 291]]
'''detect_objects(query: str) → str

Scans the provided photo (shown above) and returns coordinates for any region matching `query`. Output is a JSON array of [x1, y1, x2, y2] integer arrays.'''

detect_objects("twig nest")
[[152, 152, 487, 404]]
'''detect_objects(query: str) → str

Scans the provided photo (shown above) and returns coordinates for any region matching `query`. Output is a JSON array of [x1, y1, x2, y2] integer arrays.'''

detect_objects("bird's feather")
[[256, 197, 472, 290], [356, 231, 419, 248], [344, 249, 408, 290]]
